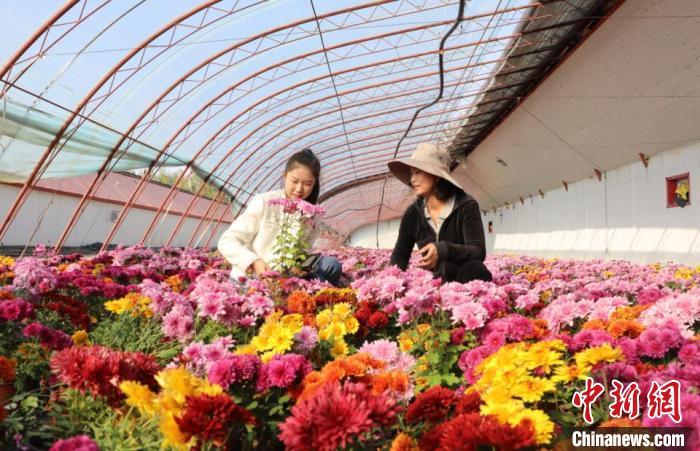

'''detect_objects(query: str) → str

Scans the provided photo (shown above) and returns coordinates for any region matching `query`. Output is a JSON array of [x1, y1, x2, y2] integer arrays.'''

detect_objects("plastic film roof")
[[0, 0, 618, 248]]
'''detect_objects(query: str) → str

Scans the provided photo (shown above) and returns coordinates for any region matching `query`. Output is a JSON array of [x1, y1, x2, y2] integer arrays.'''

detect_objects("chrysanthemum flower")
[[278, 381, 398, 451], [175, 394, 255, 449]]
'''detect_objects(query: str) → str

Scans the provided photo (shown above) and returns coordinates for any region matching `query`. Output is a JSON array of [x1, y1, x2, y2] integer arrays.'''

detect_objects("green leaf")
[[21, 395, 39, 409], [427, 352, 440, 365], [442, 374, 461, 386]]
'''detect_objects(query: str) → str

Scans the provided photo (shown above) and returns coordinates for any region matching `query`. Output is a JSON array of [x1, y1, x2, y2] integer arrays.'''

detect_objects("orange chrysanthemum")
[[287, 291, 316, 315], [582, 319, 607, 331], [299, 353, 385, 400], [390, 433, 418, 451], [532, 319, 549, 339], [610, 305, 648, 321], [607, 319, 644, 339], [165, 275, 183, 293], [312, 288, 357, 307], [368, 371, 409, 396]]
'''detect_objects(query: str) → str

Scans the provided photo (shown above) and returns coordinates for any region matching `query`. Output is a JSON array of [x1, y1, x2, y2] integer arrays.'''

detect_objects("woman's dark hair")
[[285, 148, 321, 204], [433, 177, 461, 201]]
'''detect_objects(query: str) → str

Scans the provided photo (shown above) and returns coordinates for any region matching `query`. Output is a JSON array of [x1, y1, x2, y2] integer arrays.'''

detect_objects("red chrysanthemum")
[[455, 390, 481, 415], [278, 381, 398, 451], [366, 311, 389, 329], [41, 293, 91, 330], [418, 424, 448, 451], [354, 301, 389, 337], [175, 394, 255, 448], [436, 414, 536, 450], [50, 345, 159, 406], [0, 356, 16, 383], [406, 386, 456, 424]]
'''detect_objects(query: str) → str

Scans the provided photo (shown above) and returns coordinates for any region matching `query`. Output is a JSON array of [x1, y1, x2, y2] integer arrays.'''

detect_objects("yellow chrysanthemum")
[[155, 367, 200, 407], [331, 339, 349, 358], [249, 311, 304, 358], [574, 344, 623, 373], [316, 309, 332, 327], [104, 298, 133, 315], [250, 335, 270, 350], [103, 292, 152, 317], [523, 341, 566, 373], [316, 305, 357, 345], [415, 376, 428, 390], [280, 313, 304, 330], [71, 330, 88, 346], [197, 381, 224, 396], [235, 344, 257, 355], [0, 256, 15, 268], [675, 267, 693, 280], [160, 411, 195, 451], [481, 384, 514, 406], [267, 332, 294, 356], [487, 364, 528, 387], [509, 408, 555, 445], [398, 336, 413, 353], [120, 381, 158, 416], [325, 321, 346, 339], [332, 302, 352, 318], [91, 263, 105, 276], [344, 316, 359, 334], [511, 377, 557, 403], [551, 363, 586, 383], [480, 398, 525, 423], [416, 323, 431, 334]]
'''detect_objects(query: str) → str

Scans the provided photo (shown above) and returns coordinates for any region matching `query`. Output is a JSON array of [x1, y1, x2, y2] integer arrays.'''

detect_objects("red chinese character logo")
[[572, 377, 605, 424], [647, 380, 682, 423], [609, 380, 641, 419]]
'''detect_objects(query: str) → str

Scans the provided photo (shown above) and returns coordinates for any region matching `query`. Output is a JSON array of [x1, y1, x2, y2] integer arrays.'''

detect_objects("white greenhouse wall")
[[348, 142, 700, 266], [347, 218, 401, 249], [0, 185, 230, 248], [484, 141, 700, 265]]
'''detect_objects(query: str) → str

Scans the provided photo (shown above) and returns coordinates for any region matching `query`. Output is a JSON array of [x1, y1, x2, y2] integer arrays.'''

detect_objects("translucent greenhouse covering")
[[0, 0, 619, 250]]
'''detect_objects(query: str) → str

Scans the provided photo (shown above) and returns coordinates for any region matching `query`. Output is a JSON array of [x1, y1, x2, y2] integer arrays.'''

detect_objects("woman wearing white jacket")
[[217, 149, 343, 285]]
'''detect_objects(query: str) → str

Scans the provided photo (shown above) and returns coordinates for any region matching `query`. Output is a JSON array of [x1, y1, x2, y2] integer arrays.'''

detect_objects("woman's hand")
[[417, 243, 438, 270], [251, 259, 271, 275]]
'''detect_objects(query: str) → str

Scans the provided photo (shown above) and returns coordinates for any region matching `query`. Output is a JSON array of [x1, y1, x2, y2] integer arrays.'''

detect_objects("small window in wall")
[[110, 210, 119, 222], [666, 173, 690, 208]]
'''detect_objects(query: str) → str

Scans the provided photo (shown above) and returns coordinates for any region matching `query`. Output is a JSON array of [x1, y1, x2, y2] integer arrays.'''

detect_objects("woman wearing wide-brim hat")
[[387, 142, 492, 283]]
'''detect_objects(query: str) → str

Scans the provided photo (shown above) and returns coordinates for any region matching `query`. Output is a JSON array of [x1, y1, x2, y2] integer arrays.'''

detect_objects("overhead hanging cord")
[[308, 0, 362, 189], [374, 0, 467, 247]]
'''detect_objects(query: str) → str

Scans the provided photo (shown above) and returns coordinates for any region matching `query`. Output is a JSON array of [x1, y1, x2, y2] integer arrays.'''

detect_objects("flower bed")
[[0, 245, 698, 450]]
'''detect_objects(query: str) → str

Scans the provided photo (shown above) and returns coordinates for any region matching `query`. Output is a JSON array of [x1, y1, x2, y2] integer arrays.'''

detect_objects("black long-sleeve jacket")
[[390, 190, 486, 280]]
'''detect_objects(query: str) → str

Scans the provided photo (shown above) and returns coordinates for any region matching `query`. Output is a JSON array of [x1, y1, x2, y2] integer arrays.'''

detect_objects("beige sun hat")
[[387, 142, 462, 189]]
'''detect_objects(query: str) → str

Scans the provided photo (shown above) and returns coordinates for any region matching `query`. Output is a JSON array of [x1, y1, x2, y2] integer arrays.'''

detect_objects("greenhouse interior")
[[0, 0, 699, 449]]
